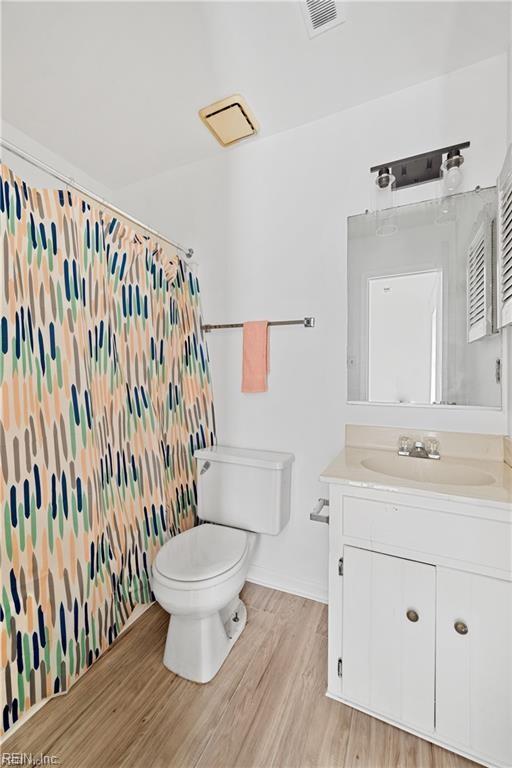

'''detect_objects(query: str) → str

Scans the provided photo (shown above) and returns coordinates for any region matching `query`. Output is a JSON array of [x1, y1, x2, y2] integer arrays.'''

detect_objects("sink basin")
[[361, 454, 495, 487]]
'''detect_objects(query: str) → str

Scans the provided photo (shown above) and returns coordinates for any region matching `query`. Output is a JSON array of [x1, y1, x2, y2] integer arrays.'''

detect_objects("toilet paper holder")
[[310, 497, 329, 524]]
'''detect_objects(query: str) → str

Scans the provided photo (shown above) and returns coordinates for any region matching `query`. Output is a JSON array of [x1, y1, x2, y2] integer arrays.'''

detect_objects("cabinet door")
[[436, 568, 512, 767], [342, 546, 435, 732]]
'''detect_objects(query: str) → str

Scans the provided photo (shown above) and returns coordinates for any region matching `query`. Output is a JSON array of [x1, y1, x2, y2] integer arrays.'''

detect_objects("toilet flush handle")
[[200, 461, 211, 475]]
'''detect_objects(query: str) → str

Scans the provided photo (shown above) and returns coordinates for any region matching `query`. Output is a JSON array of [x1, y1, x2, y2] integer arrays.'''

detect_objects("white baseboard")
[[247, 563, 328, 604]]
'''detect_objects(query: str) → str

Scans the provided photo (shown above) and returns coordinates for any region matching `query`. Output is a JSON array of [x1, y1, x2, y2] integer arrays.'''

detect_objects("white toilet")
[[151, 445, 294, 683]]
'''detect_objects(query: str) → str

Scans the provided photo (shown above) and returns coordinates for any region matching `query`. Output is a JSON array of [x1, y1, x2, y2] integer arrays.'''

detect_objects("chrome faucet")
[[398, 437, 440, 460], [409, 441, 430, 459]]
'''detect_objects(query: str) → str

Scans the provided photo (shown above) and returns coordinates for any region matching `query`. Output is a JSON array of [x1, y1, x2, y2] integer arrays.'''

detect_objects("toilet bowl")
[[152, 524, 257, 683], [151, 445, 294, 684]]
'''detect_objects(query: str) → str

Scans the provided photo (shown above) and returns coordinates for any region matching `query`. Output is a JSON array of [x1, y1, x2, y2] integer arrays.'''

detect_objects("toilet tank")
[[194, 446, 294, 535]]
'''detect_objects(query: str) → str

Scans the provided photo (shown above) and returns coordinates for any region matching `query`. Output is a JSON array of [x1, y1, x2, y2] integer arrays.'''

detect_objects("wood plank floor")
[[3, 584, 480, 768]]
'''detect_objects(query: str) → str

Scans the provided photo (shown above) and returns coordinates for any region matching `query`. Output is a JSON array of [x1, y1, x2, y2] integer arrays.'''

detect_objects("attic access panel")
[[199, 95, 258, 147]]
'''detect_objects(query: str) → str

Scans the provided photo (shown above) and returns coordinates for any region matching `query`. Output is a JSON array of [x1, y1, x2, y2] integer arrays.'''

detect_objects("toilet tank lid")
[[195, 445, 294, 470]]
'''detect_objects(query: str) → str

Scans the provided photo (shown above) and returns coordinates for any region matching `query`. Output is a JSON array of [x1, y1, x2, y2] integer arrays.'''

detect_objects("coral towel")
[[242, 321, 269, 393]]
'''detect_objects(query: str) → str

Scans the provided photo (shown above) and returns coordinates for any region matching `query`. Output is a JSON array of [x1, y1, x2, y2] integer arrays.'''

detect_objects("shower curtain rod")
[[0, 137, 194, 260]]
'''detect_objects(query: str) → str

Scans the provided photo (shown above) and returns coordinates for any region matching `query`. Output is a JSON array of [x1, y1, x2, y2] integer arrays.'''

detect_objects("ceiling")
[[1, 1, 509, 190]]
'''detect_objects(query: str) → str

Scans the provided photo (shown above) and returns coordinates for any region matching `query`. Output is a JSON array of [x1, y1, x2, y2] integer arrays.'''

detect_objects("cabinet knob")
[[406, 609, 419, 623], [454, 620, 468, 635]]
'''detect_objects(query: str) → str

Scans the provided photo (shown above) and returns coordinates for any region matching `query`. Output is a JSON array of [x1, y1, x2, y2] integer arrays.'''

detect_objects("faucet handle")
[[425, 437, 440, 459], [398, 436, 412, 456]]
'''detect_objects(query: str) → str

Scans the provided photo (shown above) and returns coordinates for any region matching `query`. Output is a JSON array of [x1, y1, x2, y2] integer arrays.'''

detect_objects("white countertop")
[[320, 447, 512, 509]]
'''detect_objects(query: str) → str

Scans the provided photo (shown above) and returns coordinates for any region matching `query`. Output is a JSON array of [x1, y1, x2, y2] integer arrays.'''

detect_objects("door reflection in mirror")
[[368, 271, 442, 404]]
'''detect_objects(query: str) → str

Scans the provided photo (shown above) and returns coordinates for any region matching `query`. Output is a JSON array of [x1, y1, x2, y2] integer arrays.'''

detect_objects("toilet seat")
[[154, 523, 249, 583]]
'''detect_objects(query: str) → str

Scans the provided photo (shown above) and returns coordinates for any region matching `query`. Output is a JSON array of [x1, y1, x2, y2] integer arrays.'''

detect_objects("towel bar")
[[202, 317, 315, 333]]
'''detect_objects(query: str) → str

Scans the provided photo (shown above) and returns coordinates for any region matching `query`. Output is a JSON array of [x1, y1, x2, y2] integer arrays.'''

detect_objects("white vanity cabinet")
[[436, 568, 512, 763], [324, 483, 512, 768], [342, 547, 436, 733]]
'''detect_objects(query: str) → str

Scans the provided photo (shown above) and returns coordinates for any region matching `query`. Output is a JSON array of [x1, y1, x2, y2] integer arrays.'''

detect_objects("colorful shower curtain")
[[0, 163, 215, 733]]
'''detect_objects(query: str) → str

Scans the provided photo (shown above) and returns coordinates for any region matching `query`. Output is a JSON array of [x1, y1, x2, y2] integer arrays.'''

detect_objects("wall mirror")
[[347, 187, 501, 408]]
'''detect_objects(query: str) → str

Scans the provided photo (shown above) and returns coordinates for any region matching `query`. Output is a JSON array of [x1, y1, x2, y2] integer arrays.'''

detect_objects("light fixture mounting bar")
[[370, 141, 470, 190]]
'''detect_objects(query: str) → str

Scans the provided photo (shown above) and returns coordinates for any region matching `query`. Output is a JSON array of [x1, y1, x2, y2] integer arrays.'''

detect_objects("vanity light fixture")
[[371, 141, 470, 191], [375, 167, 393, 191], [374, 167, 398, 236], [440, 149, 464, 193], [434, 194, 456, 225]]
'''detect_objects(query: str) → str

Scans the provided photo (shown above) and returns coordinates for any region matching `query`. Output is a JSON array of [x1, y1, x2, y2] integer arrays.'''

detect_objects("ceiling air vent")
[[302, 0, 345, 38]]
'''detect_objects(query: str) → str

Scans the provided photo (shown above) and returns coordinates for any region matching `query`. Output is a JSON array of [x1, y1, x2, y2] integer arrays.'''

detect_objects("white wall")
[[509, 5, 512, 142], [112, 55, 506, 602], [507, 7, 512, 437], [1, 120, 113, 198]]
